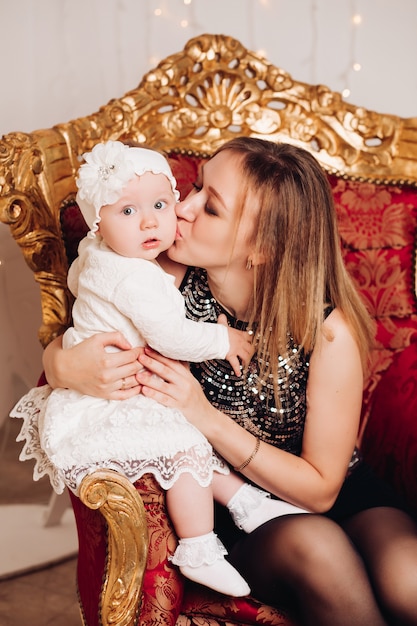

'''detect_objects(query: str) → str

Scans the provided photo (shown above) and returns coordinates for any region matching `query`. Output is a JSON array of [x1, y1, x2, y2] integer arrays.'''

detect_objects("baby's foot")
[[228, 483, 309, 533], [180, 557, 250, 596], [170, 531, 250, 596]]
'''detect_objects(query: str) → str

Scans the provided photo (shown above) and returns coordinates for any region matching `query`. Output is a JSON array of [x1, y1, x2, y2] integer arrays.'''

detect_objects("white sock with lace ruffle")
[[227, 483, 310, 533], [170, 531, 250, 597]]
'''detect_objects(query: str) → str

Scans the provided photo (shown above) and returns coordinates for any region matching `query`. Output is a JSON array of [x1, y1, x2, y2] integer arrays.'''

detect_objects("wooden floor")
[[0, 417, 82, 625]]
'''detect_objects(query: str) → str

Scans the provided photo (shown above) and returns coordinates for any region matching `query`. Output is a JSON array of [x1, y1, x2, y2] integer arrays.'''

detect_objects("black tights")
[[229, 507, 417, 626]]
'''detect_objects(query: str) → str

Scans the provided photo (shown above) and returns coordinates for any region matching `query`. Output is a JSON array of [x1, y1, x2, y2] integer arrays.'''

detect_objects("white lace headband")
[[75, 140, 180, 238]]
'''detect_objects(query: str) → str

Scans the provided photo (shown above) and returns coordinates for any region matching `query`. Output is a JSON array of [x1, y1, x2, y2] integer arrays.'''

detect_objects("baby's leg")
[[167, 472, 250, 597], [167, 472, 214, 537], [212, 471, 310, 534]]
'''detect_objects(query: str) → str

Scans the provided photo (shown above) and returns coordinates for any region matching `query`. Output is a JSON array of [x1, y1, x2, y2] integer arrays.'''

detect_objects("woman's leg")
[[343, 507, 417, 626], [166, 472, 250, 596], [229, 513, 388, 626]]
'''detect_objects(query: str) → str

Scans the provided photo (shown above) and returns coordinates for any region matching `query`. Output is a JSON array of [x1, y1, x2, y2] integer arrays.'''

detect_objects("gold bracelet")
[[234, 436, 260, 472]]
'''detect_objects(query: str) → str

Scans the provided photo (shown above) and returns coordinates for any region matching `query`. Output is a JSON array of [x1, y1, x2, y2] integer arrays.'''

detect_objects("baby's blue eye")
[[123, 206, 135, 216], [154, 200, 167, 210]]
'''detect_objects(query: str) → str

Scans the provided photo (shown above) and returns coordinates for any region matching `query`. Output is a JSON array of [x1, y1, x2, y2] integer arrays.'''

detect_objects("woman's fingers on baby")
[[137, 353, 180, 393], [108, 375, 141, 400], [120, 373, 143, 390], [106, 345, 144, 369], [104, 348, 146, 386], [137, 353, 167, 381], [112, 387, 141, 401], [139, 348, 180, 375]]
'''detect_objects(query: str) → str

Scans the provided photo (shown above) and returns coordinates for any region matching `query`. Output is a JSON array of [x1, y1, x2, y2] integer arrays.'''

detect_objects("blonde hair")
[[215, 138, 374, 402]]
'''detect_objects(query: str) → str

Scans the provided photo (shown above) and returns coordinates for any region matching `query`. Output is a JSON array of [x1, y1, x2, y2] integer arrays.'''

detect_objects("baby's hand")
[[217, 314, 254, 376]]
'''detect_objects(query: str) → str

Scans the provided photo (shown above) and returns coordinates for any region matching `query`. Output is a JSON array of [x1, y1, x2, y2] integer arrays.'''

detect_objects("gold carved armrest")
[[79, 470, 149, 626]]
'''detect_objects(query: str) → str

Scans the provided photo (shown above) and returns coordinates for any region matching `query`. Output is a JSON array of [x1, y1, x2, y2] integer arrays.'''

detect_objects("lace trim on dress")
[[58, 447, 228, 495], [10, 386, 66, 493], [10, 385, 229, 495]]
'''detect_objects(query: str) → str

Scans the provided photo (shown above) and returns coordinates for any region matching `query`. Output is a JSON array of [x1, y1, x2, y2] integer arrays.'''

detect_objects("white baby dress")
[[10, 238, 230, 494]]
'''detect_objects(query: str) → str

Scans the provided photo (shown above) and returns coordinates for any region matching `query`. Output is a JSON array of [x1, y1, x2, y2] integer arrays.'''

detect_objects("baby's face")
[[98, 172, 178, 259]]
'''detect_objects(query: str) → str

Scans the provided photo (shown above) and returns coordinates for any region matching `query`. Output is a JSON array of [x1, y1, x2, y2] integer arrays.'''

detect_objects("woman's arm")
[[137, 308, 363, 513], [43, 332, 144, 399]]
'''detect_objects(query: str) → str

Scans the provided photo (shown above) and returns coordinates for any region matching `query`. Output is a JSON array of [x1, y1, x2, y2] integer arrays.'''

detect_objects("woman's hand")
[[137, 347, 217, 434], [43, 332, 145, 399]]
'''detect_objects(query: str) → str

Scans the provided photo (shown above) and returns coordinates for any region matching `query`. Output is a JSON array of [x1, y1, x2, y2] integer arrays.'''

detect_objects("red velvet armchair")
[[1, 34, 417, 626]]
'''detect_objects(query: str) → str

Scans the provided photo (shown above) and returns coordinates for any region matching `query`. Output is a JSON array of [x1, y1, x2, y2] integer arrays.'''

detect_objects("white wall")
[[1, 0, 417, 423], [0, 233, 43, 421], [2, 0, 417, 140]]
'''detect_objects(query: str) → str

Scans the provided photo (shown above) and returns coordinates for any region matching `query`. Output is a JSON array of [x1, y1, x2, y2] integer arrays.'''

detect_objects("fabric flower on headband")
[[76, 140, 135, 211], [75, 140, 179, 238]]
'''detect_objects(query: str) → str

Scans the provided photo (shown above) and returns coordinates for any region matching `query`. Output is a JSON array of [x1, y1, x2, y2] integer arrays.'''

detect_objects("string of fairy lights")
[[341, 3, 363, 99], [146, 0, 363, 102]]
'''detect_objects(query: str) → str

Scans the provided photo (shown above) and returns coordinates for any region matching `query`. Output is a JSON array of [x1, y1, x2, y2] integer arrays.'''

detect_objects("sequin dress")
[[180, 266, 309, 456]]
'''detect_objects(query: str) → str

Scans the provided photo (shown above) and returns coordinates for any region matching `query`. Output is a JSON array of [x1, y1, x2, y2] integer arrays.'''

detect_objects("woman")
[[44, 138, 417, 625]]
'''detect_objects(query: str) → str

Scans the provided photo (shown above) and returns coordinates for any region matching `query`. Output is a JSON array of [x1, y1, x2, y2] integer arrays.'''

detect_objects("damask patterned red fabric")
[[69, 491, 107, 626], [360, 340, 417, 515], [179, 586, 295, 625], [329, 175, 417, 429], [58, 153, 417, 625], [136, 474, 184, 625]]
